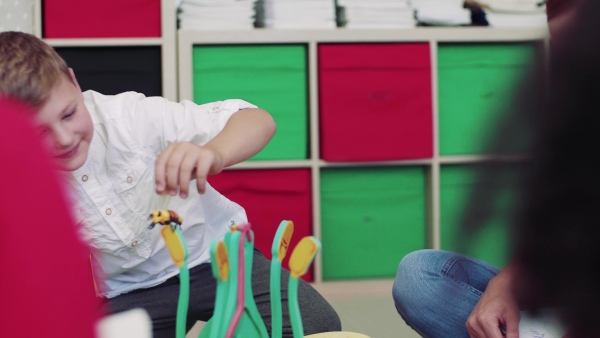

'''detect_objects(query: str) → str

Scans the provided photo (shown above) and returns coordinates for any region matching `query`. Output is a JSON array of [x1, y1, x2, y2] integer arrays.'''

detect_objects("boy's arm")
[[204, 107, 276, 168], [155, 108, 276, 198]]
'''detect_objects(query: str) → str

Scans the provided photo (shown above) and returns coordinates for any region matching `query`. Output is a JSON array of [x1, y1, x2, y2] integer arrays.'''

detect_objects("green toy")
[[206, 240, 232, 338], [270, 221, 295, 338], [225, 223, 268, 338], [200, 223, 268, 338]]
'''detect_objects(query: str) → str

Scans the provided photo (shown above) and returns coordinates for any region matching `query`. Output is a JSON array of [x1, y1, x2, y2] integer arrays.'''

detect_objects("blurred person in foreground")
[[392, 0, 600, 337], [0, 97, 101, 337]]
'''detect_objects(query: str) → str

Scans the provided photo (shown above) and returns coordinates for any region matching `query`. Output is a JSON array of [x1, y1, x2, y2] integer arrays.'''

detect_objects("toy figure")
[[148, 210, 183, 230]]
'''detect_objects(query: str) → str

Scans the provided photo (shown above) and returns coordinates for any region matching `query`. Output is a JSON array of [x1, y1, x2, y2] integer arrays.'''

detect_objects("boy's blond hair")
[[0, 31, 72, 107]]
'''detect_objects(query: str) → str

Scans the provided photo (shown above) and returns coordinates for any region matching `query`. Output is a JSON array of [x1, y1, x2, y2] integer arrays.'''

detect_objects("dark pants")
[[107, 250, 341, 338]]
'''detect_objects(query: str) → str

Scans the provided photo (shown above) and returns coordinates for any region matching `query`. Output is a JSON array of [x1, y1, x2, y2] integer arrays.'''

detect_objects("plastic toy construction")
[[200, 220, 323, 338], [151, 212, 370, 338]]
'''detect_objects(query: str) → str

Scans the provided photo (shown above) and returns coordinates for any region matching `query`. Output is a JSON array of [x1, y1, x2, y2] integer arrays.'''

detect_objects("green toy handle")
[[175, 227, 190, 338], [177, 262, 190, 338], [288, 277, 302, 338], [270, 220, 294, 338], [270, 259, 283, 338]]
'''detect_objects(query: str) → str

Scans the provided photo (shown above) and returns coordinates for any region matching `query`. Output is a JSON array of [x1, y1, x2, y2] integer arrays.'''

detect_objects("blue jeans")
[[392, 250, 500, 338]]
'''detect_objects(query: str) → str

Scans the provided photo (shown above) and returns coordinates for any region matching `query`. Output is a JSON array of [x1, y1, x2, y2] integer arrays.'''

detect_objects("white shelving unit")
[[178, 27, 548, 285]]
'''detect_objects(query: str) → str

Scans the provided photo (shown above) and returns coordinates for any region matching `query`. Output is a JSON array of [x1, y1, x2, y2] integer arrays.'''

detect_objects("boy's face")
[[36, 70, 93, 171]]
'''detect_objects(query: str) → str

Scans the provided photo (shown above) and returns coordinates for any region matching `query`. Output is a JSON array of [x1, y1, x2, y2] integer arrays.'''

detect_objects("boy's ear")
[[68, 68, 83, 92]]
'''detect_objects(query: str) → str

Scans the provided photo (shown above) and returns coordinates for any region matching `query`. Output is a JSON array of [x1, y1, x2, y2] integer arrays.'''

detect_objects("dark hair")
[[463, 0, 600, 335]]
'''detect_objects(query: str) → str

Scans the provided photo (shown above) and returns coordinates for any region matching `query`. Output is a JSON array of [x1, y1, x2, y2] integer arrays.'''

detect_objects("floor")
[[186, 279, 421, 338]]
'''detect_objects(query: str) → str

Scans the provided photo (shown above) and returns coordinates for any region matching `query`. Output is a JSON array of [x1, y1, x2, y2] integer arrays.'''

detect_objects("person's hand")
[[466, 266, 520, 338], [155, 142, 224, 198]]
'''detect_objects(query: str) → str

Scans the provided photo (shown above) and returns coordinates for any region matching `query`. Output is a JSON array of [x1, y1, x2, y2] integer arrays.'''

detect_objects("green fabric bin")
[[193, 45, 308, 160], [320, 167, 427, 280], [438, 43, 535, 155], [440, 165, 515, 268]]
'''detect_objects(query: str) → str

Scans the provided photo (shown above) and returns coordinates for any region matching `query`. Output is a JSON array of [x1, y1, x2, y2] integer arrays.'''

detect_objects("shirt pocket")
[[79, 207, 108, 250], [114, 157, 162, 222]]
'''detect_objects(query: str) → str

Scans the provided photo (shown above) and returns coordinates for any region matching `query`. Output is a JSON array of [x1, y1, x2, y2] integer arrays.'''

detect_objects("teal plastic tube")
[[288, 276, 302, 338], [175, 227, 190, 338]]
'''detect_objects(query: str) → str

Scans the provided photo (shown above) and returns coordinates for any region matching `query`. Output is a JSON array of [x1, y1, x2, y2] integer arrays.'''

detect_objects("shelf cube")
[[208, 169, 314, 281], [193, 45, 309, 161], [43, 0, 161, 38], [55, 46, 162, 96], [318, 43, 433, 162], [440, 164, 514, 267], [438, 43, 536, 155], [320, 166, 427, 280]]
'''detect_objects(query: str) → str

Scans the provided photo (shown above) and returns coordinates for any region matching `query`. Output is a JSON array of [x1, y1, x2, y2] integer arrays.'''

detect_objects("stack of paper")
[[482, 0, 547, 28], [178, 0, 257, 31], [262, 0, 336, 29], [338, 0, 415, 29], [412, 0, 471, 26]]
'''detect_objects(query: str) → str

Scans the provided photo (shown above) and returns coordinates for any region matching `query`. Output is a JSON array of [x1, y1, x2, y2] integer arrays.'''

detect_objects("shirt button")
[[105, 208, 112, 215], [127, 176, 133, 183], [212, 107, 219, 111], [131, 240, 138, 247], [82, 175, 88, 182]]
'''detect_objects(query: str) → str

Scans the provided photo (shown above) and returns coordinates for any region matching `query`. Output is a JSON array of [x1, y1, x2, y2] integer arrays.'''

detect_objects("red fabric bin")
[[318, 43, 433, 162], [44, 0, 161, 38], [208, 169, 314, 281]]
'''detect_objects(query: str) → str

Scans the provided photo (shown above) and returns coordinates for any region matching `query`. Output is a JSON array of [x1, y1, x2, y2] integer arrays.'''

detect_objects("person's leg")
[[392, 249, 500, 338], [250, 250, 342, 336]]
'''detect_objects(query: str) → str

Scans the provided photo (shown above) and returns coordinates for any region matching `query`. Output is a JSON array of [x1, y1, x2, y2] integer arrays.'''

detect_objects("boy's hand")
[[154, 108, 275, 198], [155, 142, 224, 198]]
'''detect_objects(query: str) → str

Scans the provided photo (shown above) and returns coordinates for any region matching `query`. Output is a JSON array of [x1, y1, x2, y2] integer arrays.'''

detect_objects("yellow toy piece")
[[289, 237, 320, 279], [215, 241, 230, 282], [161, 226, 187, 268]]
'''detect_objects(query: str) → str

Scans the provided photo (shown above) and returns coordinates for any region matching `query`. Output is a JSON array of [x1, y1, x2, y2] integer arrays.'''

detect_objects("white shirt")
[[67, 91, 254, 298]]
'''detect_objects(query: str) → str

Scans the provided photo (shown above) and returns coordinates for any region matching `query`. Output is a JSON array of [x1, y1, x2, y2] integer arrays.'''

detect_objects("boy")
[[0, 31, 340, 337]]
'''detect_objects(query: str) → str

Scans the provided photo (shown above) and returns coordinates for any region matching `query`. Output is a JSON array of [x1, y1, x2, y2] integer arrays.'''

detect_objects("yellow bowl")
[[305, 332, 370, 338]]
